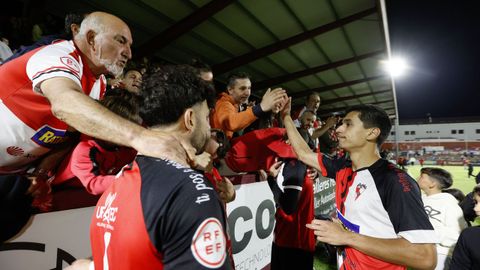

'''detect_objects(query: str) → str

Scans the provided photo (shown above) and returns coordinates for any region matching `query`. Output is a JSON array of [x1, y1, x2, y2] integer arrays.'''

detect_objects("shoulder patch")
[[60, 56, 80, 73], [191, 217, 226, 268]]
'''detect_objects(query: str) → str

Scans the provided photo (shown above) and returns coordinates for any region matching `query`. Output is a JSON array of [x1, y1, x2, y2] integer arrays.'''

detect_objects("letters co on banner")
[[0, 176, 336, 270], [226, 181, 275, 270]]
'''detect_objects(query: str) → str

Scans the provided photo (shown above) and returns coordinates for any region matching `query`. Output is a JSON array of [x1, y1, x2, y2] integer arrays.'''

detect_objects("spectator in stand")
[[316, 116, 340, 155], [450, 185, 480, 270], [210, 72, 286, 139], [297, 110, 317, 150], [0, 36, 13, 64], [259, 119, 322, 270], [282, 101, 437, 270], [292, 92, 337, 152], [418, 167, 467, 270], [259, 158, 315, 270], [0, 11, 190, 242], [107, 67, 143, 94], [191, 58, 213, 82], [52, 90, 140, 195], [203, 130, 236, 205], [292, 92, 321, 123]]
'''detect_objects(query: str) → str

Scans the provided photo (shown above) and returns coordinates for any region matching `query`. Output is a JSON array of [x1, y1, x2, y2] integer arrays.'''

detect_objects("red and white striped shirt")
[[0, 40, 106, 173]]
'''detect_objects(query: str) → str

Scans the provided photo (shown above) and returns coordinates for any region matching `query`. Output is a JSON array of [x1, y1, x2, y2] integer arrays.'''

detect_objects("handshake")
[[258, 87, 291, 115]]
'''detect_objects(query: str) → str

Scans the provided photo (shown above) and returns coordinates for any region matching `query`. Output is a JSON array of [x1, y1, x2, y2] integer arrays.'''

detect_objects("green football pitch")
[[406, 165, 477, 194], [313, 165, 478, 270]]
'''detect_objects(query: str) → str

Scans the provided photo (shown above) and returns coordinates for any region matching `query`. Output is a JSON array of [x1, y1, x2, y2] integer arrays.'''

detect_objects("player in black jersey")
[[88, 65, 231, 270]]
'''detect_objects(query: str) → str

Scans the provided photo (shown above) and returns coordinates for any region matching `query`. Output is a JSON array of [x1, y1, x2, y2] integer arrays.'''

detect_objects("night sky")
[[386, 1, 480, 120]]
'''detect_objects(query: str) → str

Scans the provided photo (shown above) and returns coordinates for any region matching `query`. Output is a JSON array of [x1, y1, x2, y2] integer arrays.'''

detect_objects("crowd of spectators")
[[1, 9, 479, 270]]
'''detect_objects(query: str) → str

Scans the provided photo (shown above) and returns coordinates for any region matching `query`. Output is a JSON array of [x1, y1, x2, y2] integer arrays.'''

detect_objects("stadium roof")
[[45, 0, 396, 118]]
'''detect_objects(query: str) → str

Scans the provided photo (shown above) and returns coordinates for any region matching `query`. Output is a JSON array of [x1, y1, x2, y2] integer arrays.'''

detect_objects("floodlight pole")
[[379, 0, 400, 159]]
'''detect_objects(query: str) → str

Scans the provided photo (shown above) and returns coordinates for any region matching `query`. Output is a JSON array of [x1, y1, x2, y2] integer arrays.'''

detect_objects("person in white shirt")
[[0, 37, 13, 64], [418, 167, 468, 270]]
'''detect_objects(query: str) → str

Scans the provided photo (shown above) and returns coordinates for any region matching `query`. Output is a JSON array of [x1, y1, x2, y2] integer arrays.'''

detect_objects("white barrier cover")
[[0, 207, 94, 270], [227, 181, 275, 270], [1, 182, 276, 270]]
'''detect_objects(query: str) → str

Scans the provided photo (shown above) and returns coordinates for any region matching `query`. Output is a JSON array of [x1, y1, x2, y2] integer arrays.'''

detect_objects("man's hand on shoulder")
[[132, 129, 189, 164], [190, 152, 214, 172]]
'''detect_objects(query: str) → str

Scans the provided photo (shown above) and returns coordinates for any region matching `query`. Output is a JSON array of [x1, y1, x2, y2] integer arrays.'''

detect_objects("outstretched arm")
[[41, 77, 188, 163], [311, 116, 338, 140], [281, 98, 321, 171]]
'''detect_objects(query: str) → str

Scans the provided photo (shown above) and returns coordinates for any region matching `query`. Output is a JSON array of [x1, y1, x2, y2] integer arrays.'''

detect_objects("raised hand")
[[280, 97, 292, 119], [268, 159, 283, 178], [260, 88, 287, 112], [324, 116, 339, 129]]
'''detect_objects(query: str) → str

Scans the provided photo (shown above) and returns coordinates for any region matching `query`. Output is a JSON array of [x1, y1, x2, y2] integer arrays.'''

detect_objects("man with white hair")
[[0, 12, 191, 241], [0, 12, 185, 174]]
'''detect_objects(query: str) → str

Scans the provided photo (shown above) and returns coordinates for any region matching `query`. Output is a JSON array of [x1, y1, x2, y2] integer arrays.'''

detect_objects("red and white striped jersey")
[[317, 155, 437, 270], [0, 40, 106, 173]]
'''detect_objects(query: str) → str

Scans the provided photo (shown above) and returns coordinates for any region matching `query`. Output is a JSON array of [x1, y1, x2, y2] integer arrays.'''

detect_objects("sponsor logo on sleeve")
[[60, 56, 80, 73], [5, 146, 40, 159], [191, 218, 226, 268], [31, 125, 68, 148], [6, 146, 25, 156]]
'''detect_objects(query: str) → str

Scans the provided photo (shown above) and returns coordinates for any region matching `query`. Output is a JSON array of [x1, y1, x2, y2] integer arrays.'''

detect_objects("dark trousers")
[[270, 242, 313, 270]]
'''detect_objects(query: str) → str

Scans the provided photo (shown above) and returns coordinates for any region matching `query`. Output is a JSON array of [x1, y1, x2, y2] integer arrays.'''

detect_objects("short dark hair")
[[101, 89, 140, 123], [306, 92, 320, 102], [346, 104, 392, 147], [64, 13, 85, 37], [190, 58, 212, 74], [123, 67, 142, 77], [421, 167, 453, 189], [473, 184, 480, 196], [226, 72, 250, 89], [140, 65, 216, 127]]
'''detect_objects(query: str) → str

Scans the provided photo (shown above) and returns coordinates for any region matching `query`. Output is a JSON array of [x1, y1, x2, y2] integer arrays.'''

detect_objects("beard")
[[99, 57, 124, 78], [192, 133, 209, 155], [95, 48, 124, 78]]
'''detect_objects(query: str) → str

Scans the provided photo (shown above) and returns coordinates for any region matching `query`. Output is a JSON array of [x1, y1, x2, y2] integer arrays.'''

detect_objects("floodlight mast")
[[379, 0, 400, 160]]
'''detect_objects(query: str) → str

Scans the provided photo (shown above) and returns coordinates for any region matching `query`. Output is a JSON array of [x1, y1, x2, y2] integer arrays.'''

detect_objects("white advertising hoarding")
[[227, 181, 275, 270], [1, 182, 276, 270]]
